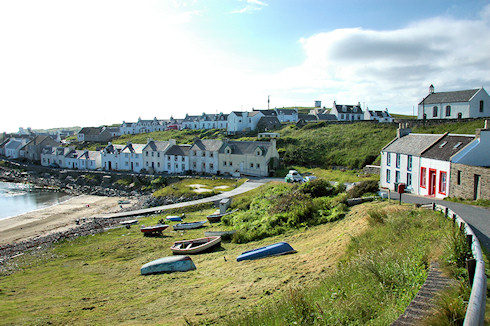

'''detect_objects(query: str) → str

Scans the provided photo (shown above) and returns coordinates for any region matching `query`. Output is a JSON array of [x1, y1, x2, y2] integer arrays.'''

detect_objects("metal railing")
[[423, 203, 487, 326]]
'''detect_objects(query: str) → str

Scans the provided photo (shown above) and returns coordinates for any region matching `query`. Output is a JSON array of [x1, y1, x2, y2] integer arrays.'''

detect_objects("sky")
[[1, 0, 490, 132]]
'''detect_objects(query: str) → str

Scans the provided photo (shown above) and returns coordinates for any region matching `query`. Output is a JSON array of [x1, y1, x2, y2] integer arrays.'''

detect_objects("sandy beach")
[[0, 195, 127, 246]]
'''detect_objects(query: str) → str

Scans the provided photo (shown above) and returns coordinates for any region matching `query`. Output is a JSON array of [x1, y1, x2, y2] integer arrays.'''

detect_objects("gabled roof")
[[298, 114, 318, 121], [122, 143, 145, 154], [5, 140, 24, 150], [369, 110, 391, 117], [275, 108, 297, 115], [333, 103, 363, 114], [421, 134, 475, 161], [317, 114, 337, 121], [104, 143, 125, 153], [143, 140, 171, 152], [219, 140, 272, 155], [252, 110, 277, 116], [79, 151, 101, 160], [191, 139, 223, 152], [166, 144, 191, 156], [419, 89, 480, 105], [382, 134, 443, 156], [78, 127, 104, 135]]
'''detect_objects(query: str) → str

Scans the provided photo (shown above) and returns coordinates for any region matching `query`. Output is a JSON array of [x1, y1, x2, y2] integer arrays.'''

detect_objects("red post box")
[[398, 183, 405, 194]]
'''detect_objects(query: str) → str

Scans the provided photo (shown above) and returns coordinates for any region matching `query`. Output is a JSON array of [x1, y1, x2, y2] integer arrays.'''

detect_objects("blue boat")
[[236, 242, 297, 262], [166, 215, 183, 222], [173, 221, 207, 230], [141, 256, 196, 275]]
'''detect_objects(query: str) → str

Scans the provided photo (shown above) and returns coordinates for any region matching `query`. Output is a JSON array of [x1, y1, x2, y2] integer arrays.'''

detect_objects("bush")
[[347, 180, 379, 198], [299, 178, 336, 198]]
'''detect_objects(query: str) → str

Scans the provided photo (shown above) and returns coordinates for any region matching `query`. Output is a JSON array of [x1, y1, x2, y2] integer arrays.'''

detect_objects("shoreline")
[[0, 194, 74, 222], [0, 194, 131, 247]]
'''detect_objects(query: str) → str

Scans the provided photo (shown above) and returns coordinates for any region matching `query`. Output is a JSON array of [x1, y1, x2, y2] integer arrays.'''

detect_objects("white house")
[[41, 146, 72, 167], [120, 142, 145, 172], [164, 144, 191, 174], [418, 85, 490, 120], [275, 108, 298, 123], [142, 139, 175, 173], [101, 143, 126, 171], [418, 134, 474, 198], [380, 126, 442, 193], [78, 151, 102, 170], [120, 117, 166, 135], [331, 101, 364, 121], [4, 139, 28, 159], [218, 139, 279, 177], [189, 139, 223, 174], [364, 109, 394, 123], [227, 110, 277, 134]]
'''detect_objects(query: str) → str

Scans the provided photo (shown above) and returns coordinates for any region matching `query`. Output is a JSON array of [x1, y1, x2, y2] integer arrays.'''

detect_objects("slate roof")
[[419, 89, 479, 105], [253, 110, 277, 116], [122, 143, 145, 154], [144, 140, 171, 152], [257, 116, 281, 128], [219, 140, 272, 156], [421, 134, 475, 161], [166, 145, 191, 156], [317, 114, 337, 121], [79, 127, 104, 135], [334, 104, 363, 114], [5, 140, 24, 150], [298, 114, 318, 121], [369, 110, 391, 117], [191, 139, 223, 152], [276, 109, 297, 115], [104, 143, 125, 153], [79, 151, 101, 160], [382, 134, 443, 156]]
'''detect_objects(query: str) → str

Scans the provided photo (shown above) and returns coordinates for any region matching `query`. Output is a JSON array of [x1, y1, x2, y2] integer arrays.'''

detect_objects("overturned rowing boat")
[[236, 242, 297, 262]]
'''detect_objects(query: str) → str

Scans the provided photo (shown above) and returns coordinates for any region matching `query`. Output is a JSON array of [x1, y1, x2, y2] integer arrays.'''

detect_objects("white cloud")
[[231, 0, 268, 14], [268, 8, 490, 113]]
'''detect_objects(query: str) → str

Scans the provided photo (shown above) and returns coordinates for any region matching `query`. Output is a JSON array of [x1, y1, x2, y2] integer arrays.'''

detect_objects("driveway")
[[383, 191, 490, 252]]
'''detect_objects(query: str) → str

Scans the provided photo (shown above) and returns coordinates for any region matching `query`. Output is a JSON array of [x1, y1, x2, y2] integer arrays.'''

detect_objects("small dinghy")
[[173, 221, 207, 230], [171, 236, 221, 255], [236, 242, 297, 262], [166, 215, 184, 222], [206, 209, 238, 223], [140, 224, 169, 236], [120, 219, 138, 229], [141, 256, 196, 275]]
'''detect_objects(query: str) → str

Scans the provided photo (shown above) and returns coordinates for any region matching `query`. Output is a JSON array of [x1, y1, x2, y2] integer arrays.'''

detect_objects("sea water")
[[0, 181, 71, 220]]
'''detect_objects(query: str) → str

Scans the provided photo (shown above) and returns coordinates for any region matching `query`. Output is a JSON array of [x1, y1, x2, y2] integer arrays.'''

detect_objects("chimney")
[[397, 123, 411, 138], [169, 139, 176, 146], [475, 119, 490, 138], [429, 84, 434, 94]]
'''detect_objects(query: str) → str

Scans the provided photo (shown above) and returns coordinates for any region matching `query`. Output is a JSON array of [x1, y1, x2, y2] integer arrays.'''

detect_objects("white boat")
[[173, 221, 207, 231], [171, 236, 221, 254]]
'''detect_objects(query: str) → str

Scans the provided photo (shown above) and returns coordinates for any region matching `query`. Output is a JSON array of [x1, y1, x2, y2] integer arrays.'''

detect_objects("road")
[[94, 178, 270, 219], [383, 191, 490, 252]]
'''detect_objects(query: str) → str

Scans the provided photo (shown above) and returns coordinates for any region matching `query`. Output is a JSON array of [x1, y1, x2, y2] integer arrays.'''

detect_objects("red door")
[[428, 169, 436, 196]]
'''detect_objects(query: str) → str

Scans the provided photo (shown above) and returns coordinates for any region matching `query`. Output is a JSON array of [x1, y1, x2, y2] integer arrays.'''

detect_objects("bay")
[[0, 181, 71, 221]]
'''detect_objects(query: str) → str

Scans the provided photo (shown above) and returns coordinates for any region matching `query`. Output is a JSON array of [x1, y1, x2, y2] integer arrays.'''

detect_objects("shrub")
[[299, 178, 336, 198], [347, 180, 379, 198]]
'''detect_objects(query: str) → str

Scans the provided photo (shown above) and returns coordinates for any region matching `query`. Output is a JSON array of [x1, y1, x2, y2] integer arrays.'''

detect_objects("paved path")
[[94, 178, 269, 219], [383, 191, 490, 251]]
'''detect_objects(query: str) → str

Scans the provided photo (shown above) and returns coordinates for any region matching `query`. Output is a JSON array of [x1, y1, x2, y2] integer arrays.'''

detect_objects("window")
[[146, 152, 148, 157], [136, 162, 139, 167], [250, 163, 254, 168], [407, 155, 412, 171], [395, 170, 400, 183], [210, 153, 213, 157], [182, 164, 185, 170], [157, 153, 160, 158], [396, 153, 401, 168], [457, 170, 461, 185], [433, 106, 438, 117], [157, 162, 160, 167], [146, 162, 149, 166], [193, 162, 196, 168], [175, 156, 178, 161], [407, 173, 412, 187], [386, 169, 391, 183], [439, 171, 447, 194], [182, 157, 185, 162], [257, 163, 260, 169], [386, 152, 391, 166], [480, 100, 484, 112], [229, 161, 233, 166], [445, 105, 451, 117], [340, 114, 344, 120], [210, 163, 214, 169], [224, 161, 227, 166], [420, 167, 427, 188], [151, 152, 154, 157], [168, 163, 171, 169]]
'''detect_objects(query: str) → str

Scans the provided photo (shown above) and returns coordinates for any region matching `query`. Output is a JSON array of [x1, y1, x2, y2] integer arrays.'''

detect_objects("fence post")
[[445, 207, 449, 217], [466, 258, 476, 286], [432, 202, 435, 210]]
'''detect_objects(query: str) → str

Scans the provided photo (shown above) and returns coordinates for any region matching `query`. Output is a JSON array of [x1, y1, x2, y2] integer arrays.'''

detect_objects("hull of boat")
[[173, 221, 207, 230], [236, 242, 296, 262], [141, 256, 196, 275], [171, 236, 221, 254], [140, 224, 169, 234], [166, 216, 182, 222]]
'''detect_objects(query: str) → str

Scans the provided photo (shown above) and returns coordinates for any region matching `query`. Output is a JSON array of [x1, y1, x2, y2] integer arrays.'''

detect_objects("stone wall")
[[450, 163, 490, 200], [363, 165, 380, 175]]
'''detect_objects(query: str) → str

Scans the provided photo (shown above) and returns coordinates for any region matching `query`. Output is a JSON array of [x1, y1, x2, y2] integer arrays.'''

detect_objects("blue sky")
[[1, 0, 490, 132]]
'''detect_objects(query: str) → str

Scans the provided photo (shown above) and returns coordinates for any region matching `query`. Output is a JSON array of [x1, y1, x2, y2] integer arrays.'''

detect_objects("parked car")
[[285, 170, 304, 183]]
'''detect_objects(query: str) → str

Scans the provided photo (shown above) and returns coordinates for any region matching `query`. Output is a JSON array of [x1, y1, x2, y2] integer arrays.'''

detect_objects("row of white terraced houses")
[[41, 138, 280, 177]]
